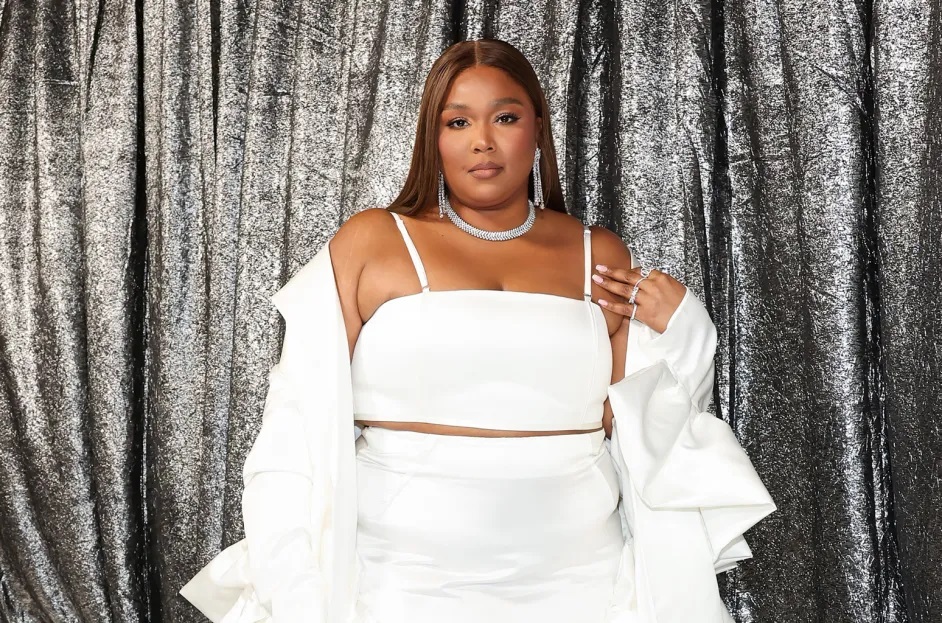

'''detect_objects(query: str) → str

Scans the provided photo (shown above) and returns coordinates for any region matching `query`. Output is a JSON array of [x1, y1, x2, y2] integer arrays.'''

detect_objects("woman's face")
[[437, 65, 542, 211]]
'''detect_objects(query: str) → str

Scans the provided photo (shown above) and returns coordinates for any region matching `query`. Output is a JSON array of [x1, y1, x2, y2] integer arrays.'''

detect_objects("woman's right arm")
[[329, 208, 392, 360]]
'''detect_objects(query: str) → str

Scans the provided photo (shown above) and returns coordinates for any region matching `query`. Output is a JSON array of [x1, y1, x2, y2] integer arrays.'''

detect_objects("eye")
[[445, 118, 469, 128], [496, 113, 520, 123]]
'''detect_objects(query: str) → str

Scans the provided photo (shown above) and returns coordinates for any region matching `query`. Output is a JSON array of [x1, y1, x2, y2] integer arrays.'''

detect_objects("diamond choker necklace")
[[442, 195, 536, 241]]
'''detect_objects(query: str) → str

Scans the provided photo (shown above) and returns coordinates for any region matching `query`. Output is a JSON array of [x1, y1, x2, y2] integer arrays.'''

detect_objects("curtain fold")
[[874, 0, 942, 617], [720, 0, 902, 620], [0, 0, 938, 621], [0, 0, 143, 621]]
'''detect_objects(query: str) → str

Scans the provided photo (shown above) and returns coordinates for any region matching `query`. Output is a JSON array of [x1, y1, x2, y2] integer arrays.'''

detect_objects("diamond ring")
[[628, 276, 648, 305]]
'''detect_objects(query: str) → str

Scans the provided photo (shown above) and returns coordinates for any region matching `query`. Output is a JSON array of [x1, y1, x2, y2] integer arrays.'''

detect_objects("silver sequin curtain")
[[0, 0, 938, 621]]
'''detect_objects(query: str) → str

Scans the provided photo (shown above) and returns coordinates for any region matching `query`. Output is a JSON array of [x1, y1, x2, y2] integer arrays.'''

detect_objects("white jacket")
[[180, 241, 776, 623]]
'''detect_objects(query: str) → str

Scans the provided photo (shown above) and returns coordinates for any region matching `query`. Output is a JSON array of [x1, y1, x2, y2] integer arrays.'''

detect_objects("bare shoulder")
[[329, 208, 395, 262], [329, 208, 395, 274], [588, 225, 633, 269], [539, 211, 633, 268]]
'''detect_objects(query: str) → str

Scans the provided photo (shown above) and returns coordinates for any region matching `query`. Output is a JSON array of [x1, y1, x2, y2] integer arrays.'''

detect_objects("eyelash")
[[446, 113, 520, 128]]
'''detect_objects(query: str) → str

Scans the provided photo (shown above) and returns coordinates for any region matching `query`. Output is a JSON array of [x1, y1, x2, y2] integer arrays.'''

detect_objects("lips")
[[469, 161, 502, 172]]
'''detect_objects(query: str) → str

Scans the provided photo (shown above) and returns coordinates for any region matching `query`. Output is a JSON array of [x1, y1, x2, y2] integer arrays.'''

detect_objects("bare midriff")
[[354, 420, 603, 437]]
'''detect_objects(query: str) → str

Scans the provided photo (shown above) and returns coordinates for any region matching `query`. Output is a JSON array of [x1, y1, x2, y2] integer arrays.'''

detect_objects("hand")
[[592, 264, 687, 334]]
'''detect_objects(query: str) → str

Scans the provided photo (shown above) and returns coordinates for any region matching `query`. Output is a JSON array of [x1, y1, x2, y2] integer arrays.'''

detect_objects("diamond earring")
[[532, 147, 544, 209], [438, 171, 446, 219]]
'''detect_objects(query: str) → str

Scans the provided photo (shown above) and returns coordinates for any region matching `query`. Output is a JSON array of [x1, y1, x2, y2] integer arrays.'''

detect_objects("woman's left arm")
[[587, 227, 628, 438]]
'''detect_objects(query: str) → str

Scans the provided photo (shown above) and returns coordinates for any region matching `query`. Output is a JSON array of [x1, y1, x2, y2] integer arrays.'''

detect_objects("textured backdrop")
[[0, 0, 939, 621]]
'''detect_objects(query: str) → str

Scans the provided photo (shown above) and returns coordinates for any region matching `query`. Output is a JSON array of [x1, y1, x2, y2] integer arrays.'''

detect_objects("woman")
[[181, 39, 775, 623]]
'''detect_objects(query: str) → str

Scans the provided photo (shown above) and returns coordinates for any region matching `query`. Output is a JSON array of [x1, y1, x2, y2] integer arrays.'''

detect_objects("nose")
[[472, 124, 495, 153]]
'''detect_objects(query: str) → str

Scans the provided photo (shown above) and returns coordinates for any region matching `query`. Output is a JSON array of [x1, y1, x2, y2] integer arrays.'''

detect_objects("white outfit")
[[180, 212, 776, 623], [354, 428, 623, 623], [351, 216, 622, 621]]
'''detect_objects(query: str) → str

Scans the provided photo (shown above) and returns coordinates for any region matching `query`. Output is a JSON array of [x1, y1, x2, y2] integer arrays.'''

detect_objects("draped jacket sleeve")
[[180, 244, 358, 623], [180, 241, 775, 623], [603, 256, 776, 622]]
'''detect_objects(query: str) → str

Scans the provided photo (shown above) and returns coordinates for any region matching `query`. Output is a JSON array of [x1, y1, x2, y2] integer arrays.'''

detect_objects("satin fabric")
[[350, 291, 611, 432], [353, 426, 623, 622], [178, 240, 776, 622]]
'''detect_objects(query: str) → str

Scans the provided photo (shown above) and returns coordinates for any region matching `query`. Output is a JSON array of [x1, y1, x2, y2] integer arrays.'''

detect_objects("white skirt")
[[353, 426, 625, 623]]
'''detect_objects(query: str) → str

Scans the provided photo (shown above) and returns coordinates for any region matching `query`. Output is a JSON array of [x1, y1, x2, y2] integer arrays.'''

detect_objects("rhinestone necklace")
[[442, 195, 536, 241]]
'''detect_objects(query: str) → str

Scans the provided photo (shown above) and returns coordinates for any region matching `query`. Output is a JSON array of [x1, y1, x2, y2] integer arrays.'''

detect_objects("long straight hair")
[[387, 39, 566, 216]]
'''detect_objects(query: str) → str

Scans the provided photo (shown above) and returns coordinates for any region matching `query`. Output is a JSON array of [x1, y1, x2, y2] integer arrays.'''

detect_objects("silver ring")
[[640, 266, 653, 278], [628, 276, 648, 305]]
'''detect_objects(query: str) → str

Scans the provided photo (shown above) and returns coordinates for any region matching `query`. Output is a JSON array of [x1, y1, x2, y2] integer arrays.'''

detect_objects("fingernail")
[[596, 265, 608, 272], [592, 274, 603, 284], [598, 299, 608, 307]]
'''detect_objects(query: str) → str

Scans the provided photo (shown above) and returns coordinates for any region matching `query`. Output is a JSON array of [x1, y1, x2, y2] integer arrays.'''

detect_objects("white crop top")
[[350, 212, 613, 431]]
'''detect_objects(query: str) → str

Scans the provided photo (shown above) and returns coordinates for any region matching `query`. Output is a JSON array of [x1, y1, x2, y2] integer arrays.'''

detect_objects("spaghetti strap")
[[391, 212, 430, 292], [583, 227, 592, 301]]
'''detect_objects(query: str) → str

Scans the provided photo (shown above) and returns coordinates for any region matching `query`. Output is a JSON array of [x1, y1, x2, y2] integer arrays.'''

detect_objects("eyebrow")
[[443, 97, 526, 111]]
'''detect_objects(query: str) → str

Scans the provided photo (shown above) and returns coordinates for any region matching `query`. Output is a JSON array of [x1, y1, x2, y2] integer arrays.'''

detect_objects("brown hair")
[[387, 39, 566, 216]]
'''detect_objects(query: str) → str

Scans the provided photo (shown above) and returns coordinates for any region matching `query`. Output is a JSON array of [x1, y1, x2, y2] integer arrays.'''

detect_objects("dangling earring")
[[438, 171, 446, 219], [532, 147, 544, 209]]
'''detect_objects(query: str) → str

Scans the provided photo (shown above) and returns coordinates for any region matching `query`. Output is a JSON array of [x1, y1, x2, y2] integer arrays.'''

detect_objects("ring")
[[630, 303, 637, 320], [628, 276, 648, 305], [640, 266, 653, 278]]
